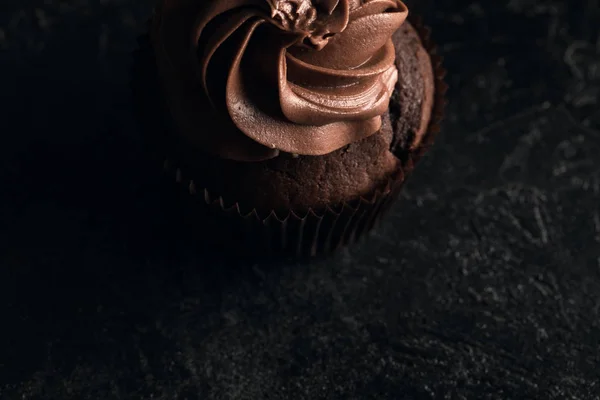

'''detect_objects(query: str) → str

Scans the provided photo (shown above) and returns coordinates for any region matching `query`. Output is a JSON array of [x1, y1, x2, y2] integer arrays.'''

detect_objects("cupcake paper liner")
[[132, 15, 448, 259]]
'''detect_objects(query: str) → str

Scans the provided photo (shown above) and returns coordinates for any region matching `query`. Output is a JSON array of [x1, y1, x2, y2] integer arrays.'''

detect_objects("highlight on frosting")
[[268, 0, 318, 33], [188, 0, 408, 159], [265, 0, 348, 49]]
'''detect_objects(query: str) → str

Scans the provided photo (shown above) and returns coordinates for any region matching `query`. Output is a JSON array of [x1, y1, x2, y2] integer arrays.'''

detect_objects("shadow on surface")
[[0, 29, 267, 388]]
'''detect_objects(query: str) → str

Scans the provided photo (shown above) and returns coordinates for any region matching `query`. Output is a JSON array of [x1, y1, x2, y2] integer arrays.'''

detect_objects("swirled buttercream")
[[154, 0, 408, 161]]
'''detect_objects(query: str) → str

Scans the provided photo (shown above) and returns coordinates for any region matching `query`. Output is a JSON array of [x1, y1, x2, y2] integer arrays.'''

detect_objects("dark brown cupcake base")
[[132, 16, 447, 259]]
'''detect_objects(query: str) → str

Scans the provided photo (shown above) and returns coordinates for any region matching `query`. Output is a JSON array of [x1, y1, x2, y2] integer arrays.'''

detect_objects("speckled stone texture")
[[1, 1, 600, 399]]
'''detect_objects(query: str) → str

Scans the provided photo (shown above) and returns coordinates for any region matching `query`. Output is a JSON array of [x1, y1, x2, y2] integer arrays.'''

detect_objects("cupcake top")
[[153, 0, 409, 161]]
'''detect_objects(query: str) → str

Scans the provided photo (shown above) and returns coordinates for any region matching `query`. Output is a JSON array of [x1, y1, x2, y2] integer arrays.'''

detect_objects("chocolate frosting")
[[154, 0, 409, 161]]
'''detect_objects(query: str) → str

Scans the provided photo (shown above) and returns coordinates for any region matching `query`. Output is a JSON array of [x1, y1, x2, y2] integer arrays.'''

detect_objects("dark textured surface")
[[1, 0, 600, 399]]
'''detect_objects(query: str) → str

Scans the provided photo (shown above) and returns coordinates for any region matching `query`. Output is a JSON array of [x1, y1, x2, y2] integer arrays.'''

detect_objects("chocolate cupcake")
[[133, 0, 447, 258]]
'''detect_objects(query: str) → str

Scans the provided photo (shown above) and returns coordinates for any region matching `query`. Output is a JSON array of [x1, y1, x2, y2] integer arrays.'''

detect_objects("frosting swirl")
[[155, 0, 408, 161]]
